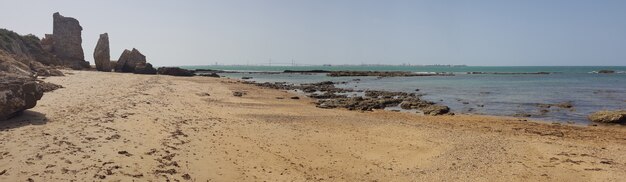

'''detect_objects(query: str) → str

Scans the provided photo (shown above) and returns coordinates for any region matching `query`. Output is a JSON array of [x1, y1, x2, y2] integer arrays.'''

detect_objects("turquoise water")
[[182, 65, 626, 74], [186, 65, 626, 124]]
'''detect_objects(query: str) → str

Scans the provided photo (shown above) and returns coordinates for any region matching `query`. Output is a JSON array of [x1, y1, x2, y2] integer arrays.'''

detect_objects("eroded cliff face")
[[0, 29, 64, 76], [44, 12, 90, 69]]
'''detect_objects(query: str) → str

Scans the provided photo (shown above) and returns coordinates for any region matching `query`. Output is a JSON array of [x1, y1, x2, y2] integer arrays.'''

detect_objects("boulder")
[[49, 12, 89, 69], [28, 60, 64, 76], [0, 74, 44, 120], [0, 50, 33, 77], [598, 70, 615, 74], [157, 67, 195, 77], [93, 33, 111, 72], [134, 63, 157, 74], [115, 48, 147, 73], [37, 81, 63, 92], [421, 105, 450, 116], [588, 110, 626, 123]]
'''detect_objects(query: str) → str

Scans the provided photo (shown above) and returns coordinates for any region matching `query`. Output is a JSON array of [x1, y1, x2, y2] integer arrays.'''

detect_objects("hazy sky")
[[1, 0, 625, 66]]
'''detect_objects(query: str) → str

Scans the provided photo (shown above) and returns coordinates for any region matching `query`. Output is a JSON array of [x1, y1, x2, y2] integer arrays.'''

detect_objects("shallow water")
[[187, 66, 626, 124]]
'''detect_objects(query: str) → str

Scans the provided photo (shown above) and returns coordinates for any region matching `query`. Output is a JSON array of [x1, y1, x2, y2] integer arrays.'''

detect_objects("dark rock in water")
[[233, 91, 245, 97], [48, 12, 90, 69], [588, 110, 626, 123], [597, 70, 615, 74], [283, 70, 330, 73], [115, 48, 147, 73], [399, 99, 434, 109], [248, 80, 450, 115], [134, 63, 157, 75], [37, 81, 63, 92], [0, 74, 44, 120], [93, 33, 111, 72], [197, 73, 220, 77], [467, 72, 552, 75], [157, 67, 195, 76], [365, 90, 415, 99], [241, 77, 253, 80], [316, 97, 403, 111], [421, 105, 450, 116], [513, 113, 532, 117], [290, 96, 300, 100], [328, 71, 453, 77], [537, 101, 573, 109]]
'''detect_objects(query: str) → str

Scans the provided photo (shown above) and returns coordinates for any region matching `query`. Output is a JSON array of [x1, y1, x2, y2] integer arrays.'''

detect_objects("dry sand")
[[1, 70, 625, 181]]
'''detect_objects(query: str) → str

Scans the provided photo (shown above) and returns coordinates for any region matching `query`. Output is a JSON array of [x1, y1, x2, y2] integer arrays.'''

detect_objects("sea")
[[182, 65, 626, 124]]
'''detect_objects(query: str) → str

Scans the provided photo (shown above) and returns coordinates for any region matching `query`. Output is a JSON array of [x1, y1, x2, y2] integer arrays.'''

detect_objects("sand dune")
[[0, 70, 624, 181]]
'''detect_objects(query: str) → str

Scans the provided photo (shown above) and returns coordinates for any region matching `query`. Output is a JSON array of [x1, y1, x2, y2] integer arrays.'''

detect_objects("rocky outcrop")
[[157, 67, 195, 77], [93, 33, 111, 72], [588, 110, 626, 124], [327, 71, 453, 77], [316, 97, 403, 111], [597, 70, 615, 74], [0, 29, 64, 76], [0, 50, 62, 77], [47, 12, 89, 69], [421, 105, 450, 116], [134, 63, 157, 74], [115, 48, 147, 73], [0, 74, 44, 120]]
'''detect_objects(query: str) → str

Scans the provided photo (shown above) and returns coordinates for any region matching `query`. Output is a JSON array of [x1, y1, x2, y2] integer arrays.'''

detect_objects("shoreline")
[[1, 70, 625, 181]]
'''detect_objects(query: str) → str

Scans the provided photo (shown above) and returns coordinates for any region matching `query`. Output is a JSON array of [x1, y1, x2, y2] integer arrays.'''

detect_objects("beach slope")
[[0, 70, 625, 181]]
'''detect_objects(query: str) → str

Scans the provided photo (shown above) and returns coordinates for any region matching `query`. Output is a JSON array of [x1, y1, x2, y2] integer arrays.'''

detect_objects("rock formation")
[[0, 29, 64, 77], [134, 63, 157, 74], [157, 67, 195, 76], [0, 74, 44, 120], [93, 33, 111, 71], [588, 110, 626, 124], [43, 12, 89, 69], [115, 48, 149, 73]]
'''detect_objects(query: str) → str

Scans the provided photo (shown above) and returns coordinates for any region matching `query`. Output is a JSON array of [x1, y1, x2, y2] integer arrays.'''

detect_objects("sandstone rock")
[[157, 67, 195, 77], [37, 81, 63, 92], [0, 74, 44, 120], [50, 12, 89, 69], [0, 29, 63, 69], [93, 33, 111, 72], [115, 49, 147, 73], [0, 50, 33, 77], [588, 110, 626, 123], [134, 63, 157, 74], [28, 60, 64, 76], [421, 105, 450, 116], [110, 61, 117, 70]]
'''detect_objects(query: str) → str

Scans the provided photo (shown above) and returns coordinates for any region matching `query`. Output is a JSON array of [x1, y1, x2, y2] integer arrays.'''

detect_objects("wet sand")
[[0, 70, 625, 181]]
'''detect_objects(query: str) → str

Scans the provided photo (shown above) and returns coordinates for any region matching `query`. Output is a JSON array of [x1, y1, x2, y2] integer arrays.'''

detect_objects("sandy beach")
[[0, 70, 625, 181]]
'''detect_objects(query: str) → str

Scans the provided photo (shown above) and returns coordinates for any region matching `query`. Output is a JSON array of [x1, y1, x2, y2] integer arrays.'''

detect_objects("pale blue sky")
[[1, 0, 625, 66]]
